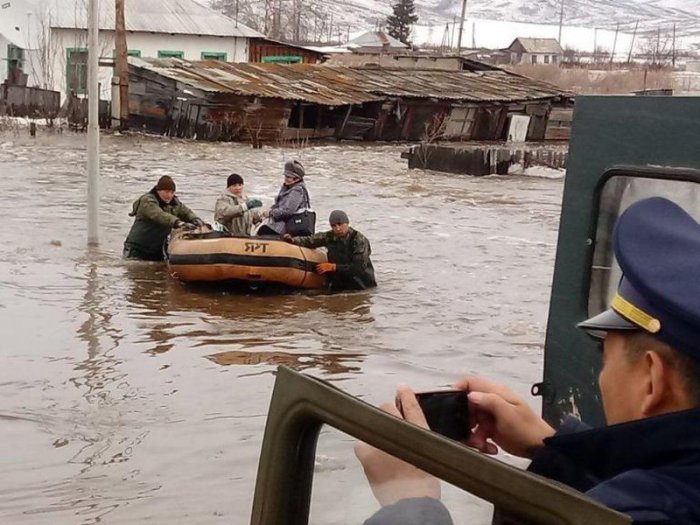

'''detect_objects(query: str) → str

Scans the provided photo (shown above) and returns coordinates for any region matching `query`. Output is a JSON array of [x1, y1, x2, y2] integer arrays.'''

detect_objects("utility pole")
[[235, 0, 239, 27], [87, 0, 100, 246], [451, 16, 456, 50], [114, 0, 128, 132], [654, 26, 660, 65], [610, 21, 619, 68], [558, 0, 564, 44], [456, 0, 468, 54], [627, 20, 638, 64], [672, 23, 677, 68], [593, 27, 597, 63], [471, 21, 476, 48]]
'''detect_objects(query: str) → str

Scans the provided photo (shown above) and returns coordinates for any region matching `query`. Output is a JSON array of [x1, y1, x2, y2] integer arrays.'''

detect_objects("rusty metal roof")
[[131, 58, 571, 106]]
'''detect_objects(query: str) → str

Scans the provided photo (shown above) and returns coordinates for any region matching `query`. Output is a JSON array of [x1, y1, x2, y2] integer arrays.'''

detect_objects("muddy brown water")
[[0, 131, 563, 524]]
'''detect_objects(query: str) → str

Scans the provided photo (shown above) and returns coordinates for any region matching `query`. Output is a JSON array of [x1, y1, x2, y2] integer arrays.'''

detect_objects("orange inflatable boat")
[[166, 229, 328, 289]]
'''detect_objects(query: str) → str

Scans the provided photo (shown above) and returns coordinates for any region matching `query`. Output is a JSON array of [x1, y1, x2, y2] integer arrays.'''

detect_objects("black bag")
[[285, 210, 316, 236]]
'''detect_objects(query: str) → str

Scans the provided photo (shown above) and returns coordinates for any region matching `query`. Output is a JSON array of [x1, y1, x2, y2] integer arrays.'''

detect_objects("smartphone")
[[409, 390, 471, 441]]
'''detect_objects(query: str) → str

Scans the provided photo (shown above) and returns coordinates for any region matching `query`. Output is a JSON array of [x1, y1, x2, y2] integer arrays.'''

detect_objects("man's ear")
[[641, 350, 685, 416]]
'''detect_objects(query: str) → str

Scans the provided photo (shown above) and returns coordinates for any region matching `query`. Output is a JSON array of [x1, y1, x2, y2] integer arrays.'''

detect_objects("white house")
[[507, 37, 564, 65], [0, 0, 263, 99]]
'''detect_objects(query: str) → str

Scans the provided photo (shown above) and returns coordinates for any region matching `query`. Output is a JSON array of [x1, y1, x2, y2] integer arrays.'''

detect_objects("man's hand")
[[192, 218, 205, 227], [316, 262, 336, 274], [173, 220, 195, 230], [282, 234, 294, 243], [355, 387, 440, 507], [456, 377, 555, 458]]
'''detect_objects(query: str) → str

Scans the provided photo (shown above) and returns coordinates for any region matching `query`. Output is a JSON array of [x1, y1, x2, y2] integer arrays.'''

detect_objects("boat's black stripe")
[[168, 253, 315, 272]]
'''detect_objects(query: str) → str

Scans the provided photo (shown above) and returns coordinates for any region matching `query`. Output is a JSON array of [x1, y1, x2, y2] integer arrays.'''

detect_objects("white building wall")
[[32, 28, 249, 100], [0, 35, 10, 85]]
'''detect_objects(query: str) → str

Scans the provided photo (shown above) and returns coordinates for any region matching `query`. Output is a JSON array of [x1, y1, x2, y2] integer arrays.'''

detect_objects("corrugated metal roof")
[[130, 58, 572, 106], [42, 0, 262, 37], [510, 38, 564, 54]]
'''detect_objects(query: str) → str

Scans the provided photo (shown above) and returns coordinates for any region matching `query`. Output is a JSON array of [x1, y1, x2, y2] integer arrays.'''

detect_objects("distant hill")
[[205, 0, 700, 51]]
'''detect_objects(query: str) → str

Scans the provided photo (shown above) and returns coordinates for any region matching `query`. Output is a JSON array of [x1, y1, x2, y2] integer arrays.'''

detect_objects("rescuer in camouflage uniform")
[[123, 175, 204, 261], [284, 210, 376, 291]]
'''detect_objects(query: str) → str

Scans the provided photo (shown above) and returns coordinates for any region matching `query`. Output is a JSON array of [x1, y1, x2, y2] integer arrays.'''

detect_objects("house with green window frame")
[[0, 0, 264, 99]]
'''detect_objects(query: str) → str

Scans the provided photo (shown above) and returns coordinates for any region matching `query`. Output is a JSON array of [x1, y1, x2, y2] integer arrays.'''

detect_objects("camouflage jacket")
[[293, 228, 377, 290], [123, 188, 199, 259], [214, 191, 262, 236]]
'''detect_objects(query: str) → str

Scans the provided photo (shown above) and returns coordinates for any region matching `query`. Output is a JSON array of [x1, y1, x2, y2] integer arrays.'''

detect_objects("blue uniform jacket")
[[365, 408, 700, 525]]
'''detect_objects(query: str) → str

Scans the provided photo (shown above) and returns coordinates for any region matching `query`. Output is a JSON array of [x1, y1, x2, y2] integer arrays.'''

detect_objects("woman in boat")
[[214, 173, 263, 236], [257, 160, 311, 236]]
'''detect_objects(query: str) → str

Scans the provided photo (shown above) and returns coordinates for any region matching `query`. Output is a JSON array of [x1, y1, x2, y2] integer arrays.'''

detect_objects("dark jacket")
[[292, 227, 377, 290], [123, 188, 199, 260], [365, 408, 700, 525], [265, 182, 310, 235]]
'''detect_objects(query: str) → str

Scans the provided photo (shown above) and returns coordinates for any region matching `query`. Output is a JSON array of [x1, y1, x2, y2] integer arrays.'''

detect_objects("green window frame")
[[261, 55, 302, 64], [112, 49, 142, 73], [66, 47, 88, 95], [158, 50, 184, 59], [201, 51, 227, 61]]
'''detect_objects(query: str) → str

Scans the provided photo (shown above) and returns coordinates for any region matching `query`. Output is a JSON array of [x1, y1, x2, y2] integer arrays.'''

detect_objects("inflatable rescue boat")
[[167, 229, 328, 289]]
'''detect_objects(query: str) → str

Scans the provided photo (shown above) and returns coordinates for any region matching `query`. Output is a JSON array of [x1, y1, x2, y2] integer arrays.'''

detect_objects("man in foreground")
[[356, 197, 700, 524], [123, 175, 205, 261], [283, 210, 376, 291]]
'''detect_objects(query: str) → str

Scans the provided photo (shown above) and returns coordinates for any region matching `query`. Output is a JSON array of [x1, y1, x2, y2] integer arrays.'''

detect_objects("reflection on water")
[[0, 132, 563, 524]]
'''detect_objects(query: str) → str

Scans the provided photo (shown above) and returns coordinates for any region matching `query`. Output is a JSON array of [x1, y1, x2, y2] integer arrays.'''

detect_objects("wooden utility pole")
[[115, 0, 128, 131], [558, 0, 564, 44], [672, 23, 677, 68], [627, 20, 638, 63], [593, 27, 597, 63], [609, 21, 619, 68], [456, 0, 468, 54]]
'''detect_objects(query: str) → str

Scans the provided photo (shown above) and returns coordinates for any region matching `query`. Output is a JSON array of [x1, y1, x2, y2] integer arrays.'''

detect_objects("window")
[[201, 51, 227, 61], [112, 49, 141, 73], [66, 47, 88, 95], [261, 55, 302, 64], [7, 44, 25, 81], [531, 55, 537, 64], [158, 50, 184, 59], [544, 55, 550, 64]]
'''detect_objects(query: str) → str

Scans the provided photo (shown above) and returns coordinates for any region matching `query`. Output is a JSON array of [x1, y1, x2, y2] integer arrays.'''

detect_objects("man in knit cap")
[[284, 210, 376, 291], [214, 173, 263, 236], [123, 175, 204, 261]]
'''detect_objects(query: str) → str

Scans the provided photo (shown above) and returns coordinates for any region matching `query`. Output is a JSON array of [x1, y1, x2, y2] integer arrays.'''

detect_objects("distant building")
[[0, 0, 264, 99], [345, 31, 409, 54], [507, 38, 563, 65]]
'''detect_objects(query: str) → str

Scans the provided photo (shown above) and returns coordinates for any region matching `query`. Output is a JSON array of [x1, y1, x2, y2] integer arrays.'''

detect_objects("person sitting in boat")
[[123, 175, 205, 261], [214, 173, 263, 236], [283, 210, 376, 291], [257, 160, 312, 236]]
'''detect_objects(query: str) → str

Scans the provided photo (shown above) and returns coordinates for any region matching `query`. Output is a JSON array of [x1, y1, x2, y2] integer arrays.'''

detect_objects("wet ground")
[[0, 130, 563, 524]]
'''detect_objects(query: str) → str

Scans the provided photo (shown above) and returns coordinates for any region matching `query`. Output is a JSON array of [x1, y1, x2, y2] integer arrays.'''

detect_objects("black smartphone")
[[413, 390, 470, 441]]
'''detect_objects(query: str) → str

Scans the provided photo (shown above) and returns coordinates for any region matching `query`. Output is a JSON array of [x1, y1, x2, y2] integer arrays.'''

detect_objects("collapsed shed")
[[127, 58, 573, 144]]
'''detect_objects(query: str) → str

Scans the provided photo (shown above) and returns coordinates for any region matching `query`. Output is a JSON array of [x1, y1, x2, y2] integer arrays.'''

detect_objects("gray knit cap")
[[284, 160, 305, 179], [329, 210, 349, 225]]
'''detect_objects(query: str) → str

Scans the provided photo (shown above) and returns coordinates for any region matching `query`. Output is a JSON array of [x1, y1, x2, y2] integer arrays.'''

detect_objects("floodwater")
[[0, 129, 563, 524]]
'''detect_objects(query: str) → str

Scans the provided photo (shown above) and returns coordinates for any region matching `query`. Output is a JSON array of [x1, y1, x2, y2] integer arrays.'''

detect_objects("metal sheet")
[[130, 58, 572, 106]]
